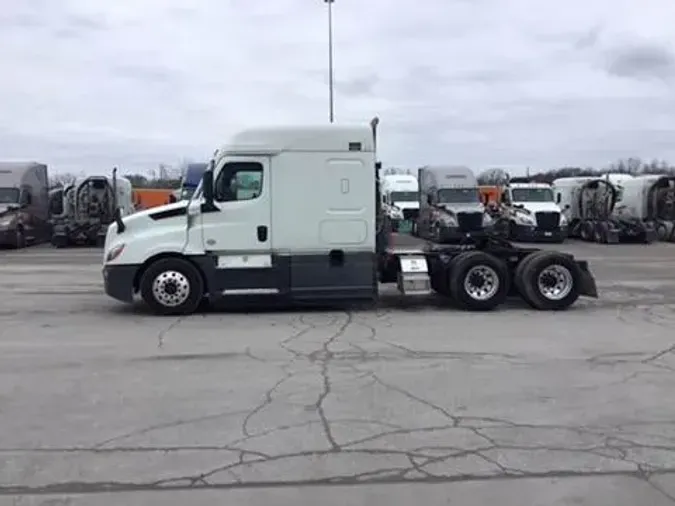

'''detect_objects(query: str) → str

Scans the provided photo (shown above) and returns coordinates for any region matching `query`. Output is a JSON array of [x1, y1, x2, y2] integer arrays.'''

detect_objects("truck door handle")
[[257, 226, 268, 242]]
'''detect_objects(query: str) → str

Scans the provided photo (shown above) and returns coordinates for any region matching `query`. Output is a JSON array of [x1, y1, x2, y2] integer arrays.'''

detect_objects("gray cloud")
[[1, 0, 675, 175], [605, 42, 675, 79]]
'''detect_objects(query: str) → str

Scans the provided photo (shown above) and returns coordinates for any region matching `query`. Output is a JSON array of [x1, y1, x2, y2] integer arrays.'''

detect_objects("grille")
[[536, 211, 560, 230], [457, 212, 484, 232], [402, 209, 419, 221]]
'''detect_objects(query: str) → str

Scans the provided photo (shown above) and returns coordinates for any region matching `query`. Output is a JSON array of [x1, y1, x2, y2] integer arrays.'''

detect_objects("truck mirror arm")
[[200, 169, 219, 213]]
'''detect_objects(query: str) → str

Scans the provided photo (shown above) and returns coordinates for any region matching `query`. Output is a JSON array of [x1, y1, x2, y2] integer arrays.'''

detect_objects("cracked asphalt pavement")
[[3, 240, 675, 505]]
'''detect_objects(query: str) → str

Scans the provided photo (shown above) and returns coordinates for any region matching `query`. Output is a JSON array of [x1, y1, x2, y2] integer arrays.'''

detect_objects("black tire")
[[579, 222, 592, 242], [139, 257, 205, 316], [517, 251, 582, 310], [448, 251, 510, 311]]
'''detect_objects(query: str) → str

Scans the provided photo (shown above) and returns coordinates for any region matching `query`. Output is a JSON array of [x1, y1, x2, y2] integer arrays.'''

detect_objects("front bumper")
[[0, 229, 14, 246], [103, 264, 140, 303], [438, 226, 488, 243], [512, 224, 567, 242]]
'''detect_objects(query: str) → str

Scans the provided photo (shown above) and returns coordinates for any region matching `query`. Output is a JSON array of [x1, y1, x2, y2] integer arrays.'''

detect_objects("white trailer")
[[613, 174, 675, 241], [51, 168, 135, 247], [552, 175, 655, 243], [498, 178, 567, 243], [102, 119, 598, 314]]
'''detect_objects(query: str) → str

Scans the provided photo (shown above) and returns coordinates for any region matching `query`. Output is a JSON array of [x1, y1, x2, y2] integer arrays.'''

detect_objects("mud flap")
[[575, 260, 598, 298]]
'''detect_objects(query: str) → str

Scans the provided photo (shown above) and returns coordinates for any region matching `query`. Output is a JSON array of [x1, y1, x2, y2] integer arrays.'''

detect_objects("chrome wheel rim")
[[152, 270, 190, 307], [537, 265, 573, 300], [463, 265, 499, 301]]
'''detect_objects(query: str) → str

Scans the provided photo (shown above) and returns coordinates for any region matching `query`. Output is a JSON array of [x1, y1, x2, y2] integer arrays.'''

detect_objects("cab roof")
[[217, 125, 375, 156], [509, 182, 552, 189]]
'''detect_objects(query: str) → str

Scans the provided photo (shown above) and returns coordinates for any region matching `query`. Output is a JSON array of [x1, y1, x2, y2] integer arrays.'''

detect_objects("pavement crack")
[[156, 316, 187, 348]]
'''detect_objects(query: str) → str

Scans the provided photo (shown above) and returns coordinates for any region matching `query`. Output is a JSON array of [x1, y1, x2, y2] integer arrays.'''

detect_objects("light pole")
[[324, 0, 335, 123]]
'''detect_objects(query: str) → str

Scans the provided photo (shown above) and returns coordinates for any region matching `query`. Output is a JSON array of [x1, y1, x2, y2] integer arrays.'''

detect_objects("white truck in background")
[[499, 178, 567, 243], [380, 174, 419, 233], [50, 169, 135, 247], [613, 174, 675, 241], [101, 119, 598, 315], [416, 165, 494, 243], [552, 175, 655, 244]]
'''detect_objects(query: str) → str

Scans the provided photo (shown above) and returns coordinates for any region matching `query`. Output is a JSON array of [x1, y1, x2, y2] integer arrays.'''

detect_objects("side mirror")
[[556, 193, 561, 204], [203, 170, 214, 203]]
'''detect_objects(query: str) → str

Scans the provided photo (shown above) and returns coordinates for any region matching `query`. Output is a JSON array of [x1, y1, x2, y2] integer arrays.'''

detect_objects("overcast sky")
[[1, 0, 675, 175]]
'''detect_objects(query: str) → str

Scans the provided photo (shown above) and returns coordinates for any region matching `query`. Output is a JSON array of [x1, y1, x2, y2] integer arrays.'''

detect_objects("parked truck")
[[0, 161, 50, 248], [51, 169, 135, 247], [552, 175, 655, 243], [613, 174, 675, 241], [499, 178, 568, 243], [102, 119, 597, 314], [416, 165, 495, 243], [380, 173, 419, 233]]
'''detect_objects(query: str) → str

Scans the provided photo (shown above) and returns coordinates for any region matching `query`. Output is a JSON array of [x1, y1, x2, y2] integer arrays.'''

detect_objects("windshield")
[[0, 187, 19, 204], [512, 188, 554, 202], [438, 188, 480, 204], [390, 191, 417, 202]]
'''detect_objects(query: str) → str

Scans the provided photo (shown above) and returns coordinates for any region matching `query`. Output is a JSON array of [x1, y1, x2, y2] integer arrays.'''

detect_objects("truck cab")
[[417, 165, 493, 243], [0, 161, 50, 248], [502, 182, 567, 242], [380, 174, 419, 233], [103, 125, 378, 313]]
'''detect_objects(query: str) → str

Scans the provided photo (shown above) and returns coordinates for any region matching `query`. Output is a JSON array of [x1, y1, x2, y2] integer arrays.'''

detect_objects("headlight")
[[105, 243, 125, 263], [559, 214, 568, 226], [513, 212, 535, 225], [440, 215, 457, 226], [0, 217, 13, 227]]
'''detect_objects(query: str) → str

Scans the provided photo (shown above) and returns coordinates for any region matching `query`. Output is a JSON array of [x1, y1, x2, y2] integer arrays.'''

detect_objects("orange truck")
[[132, 188, 176, 210]]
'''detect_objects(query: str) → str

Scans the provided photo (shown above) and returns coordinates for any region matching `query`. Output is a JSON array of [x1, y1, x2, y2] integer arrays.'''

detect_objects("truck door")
[[199, 157, 273, 270]]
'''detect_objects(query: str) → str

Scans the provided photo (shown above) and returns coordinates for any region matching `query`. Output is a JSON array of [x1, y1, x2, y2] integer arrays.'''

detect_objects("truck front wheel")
[[448, 251, 510, 311], [139, 257, 205, 316]]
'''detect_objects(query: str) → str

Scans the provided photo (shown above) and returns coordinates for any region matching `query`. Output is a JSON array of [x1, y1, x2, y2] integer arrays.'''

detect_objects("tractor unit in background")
[[49, 169, 135, 247]]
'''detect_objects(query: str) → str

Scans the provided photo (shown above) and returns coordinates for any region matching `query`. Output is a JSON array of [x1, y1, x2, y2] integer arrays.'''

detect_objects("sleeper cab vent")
[[348, 142, 362, 151]]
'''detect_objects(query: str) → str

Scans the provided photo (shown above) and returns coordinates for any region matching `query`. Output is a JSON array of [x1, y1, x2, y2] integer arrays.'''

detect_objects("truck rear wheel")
[[139, 257, 204, 316], [515, 251, 581, 310], [448, 251, 510, 311]]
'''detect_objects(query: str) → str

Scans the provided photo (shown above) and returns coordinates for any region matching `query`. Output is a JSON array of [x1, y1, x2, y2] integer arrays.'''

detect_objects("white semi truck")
[[552, 175, 655, 244], [102, 119, 598, 314], [499, 178, 567, 243], [50, 169, 135, 247], [613, 174, 675, 241], [380, 174, 419, 233]]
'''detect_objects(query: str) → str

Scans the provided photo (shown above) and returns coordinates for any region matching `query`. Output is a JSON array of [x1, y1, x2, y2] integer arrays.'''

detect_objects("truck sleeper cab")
[[417, 166, 493, 243], [102, 122, 598, 315]]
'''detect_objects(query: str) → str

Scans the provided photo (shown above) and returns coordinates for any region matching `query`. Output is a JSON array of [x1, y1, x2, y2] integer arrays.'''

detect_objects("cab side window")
[[214, 162, 263, 202]]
